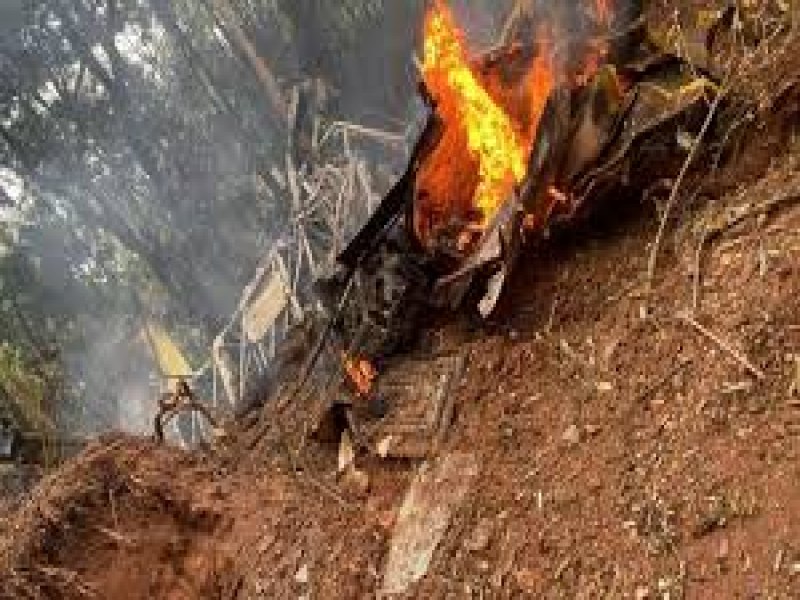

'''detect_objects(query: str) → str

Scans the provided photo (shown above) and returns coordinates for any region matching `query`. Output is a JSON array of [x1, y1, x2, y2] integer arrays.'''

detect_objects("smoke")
[[448, 0, 517, 51], [4, 0, 612, 438], [60, 315, 156, 435]]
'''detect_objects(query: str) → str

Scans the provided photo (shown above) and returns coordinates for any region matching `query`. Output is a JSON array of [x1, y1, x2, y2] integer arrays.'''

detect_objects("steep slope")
[[2, 143, 798, 598]]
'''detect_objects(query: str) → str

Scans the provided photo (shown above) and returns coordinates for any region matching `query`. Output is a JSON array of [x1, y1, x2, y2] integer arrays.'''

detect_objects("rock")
[[341, 466, 370, 497], [376, 436, 393, 458], [338, 430, 355, 473], [635, 585, 650, 600], [514, 568, 538, 594], [295, 564, 309, 584], [562, 424, 581, 446], [596, 381, 614, 393]]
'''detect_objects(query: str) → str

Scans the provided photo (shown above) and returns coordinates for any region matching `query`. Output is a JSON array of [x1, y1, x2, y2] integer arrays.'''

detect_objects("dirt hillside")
[[2, 137, 799, 598]]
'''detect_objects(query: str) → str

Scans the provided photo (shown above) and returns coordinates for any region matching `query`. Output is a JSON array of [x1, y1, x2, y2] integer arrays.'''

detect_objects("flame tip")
[[417, 0, 554, 244], [416, 0, 612, 252]]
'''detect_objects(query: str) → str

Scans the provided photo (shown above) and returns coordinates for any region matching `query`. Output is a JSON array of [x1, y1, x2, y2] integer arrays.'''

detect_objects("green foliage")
[[0, 342, 56, 434]]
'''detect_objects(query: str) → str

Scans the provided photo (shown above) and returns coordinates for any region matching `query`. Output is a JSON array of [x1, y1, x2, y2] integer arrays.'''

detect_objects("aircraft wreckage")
[[190, 1, 729, 460]]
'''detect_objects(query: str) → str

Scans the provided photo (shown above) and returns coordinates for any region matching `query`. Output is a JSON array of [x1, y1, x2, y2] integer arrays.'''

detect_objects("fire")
[[342, 352, 377, 398], [415, 1, 554, 251], [423, 5, 526, 220]]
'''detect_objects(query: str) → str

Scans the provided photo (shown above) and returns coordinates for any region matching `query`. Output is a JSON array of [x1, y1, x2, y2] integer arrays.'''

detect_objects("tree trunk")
[[209, 0, 288, 127]]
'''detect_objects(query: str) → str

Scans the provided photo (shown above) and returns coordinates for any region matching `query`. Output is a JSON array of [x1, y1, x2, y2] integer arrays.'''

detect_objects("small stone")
[[596, 381, 614, 393], [562, 424, 581, 446], [635, 585, 650, 600], [585, 424, 601, 436], [341, 466, 370, 497], [514, 568, 538, 593], [338, 430, 355, 473], [376, 436, 393, 458], [717, 537, 729, 561], [295, 564, 309, 584], [773, 549, 785, 573]]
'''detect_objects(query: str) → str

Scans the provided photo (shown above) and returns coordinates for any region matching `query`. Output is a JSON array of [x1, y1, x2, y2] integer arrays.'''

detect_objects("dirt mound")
[[0, 435, 243, 599]]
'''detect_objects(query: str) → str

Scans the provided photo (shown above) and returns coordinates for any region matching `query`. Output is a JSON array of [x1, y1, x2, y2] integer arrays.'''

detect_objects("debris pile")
[[286, 0, 719, 463]]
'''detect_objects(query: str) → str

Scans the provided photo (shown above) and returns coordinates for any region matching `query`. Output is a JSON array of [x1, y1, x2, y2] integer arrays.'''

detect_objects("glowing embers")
[[342, 352, 377, 399], [414, 1, 554, 258]]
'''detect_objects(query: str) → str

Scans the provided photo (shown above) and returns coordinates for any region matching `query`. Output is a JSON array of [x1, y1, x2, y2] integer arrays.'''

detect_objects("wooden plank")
[[381, 453, 479, 595], [213, 341, 237, 409], [242, 269, 290, 343]]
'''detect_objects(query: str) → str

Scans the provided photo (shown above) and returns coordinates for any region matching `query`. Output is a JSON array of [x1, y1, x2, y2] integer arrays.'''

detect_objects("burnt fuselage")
[[320, 22, 715, 366]]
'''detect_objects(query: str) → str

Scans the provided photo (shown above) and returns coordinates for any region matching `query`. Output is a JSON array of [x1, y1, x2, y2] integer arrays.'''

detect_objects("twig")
[[108, 488, 119, 530], [553, 557, 572, 581], [266, 404, 356, 513], [298, 471, 355, 511], [544, 296, 558, 334], [635, 356, 692, 404], [323, 121, 405, 147], [34, 565, 100, 598], [646, 88, 727, 288], [691, 232, 706, 314], [95, 525, 133, 547], [692, 189, 800, 312], [676, 311, 765, 380]]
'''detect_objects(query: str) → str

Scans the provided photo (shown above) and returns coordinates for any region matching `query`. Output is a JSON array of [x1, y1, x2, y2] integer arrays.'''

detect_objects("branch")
[[646, 87, 726, 288], [210, 0, 288, 126]]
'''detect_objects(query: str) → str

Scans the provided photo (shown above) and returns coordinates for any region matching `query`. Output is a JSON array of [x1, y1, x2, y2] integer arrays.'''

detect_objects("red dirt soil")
[[3, 9, 800, 598], [2, 146, 798, 598]]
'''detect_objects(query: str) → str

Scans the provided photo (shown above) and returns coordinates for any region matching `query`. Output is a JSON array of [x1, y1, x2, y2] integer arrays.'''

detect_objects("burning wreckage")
[[265, 2, 721, 459]]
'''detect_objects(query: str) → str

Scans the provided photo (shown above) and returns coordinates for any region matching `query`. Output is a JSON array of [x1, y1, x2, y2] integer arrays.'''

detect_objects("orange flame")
[[415, 1, 554, 251]]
